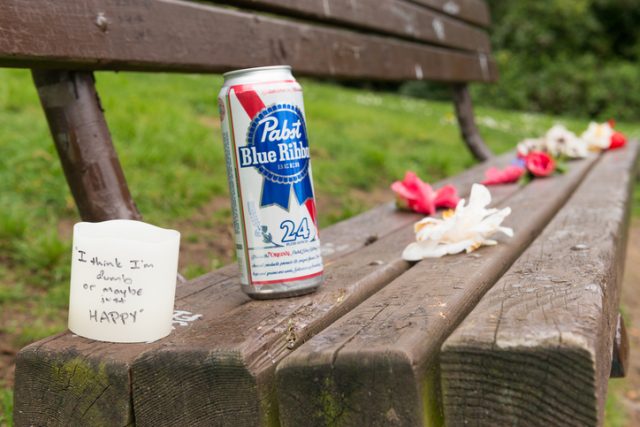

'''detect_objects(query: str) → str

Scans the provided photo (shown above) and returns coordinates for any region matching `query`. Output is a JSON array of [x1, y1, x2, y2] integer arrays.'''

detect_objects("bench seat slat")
[[275, 154, 600, 426], [127, 165, 521, 427], [13, 153, 514, 426], [0, 0, 497, 82], [440, 142, 639, 426], [205, 0, 492, 53], [173, 151, 515, 304]]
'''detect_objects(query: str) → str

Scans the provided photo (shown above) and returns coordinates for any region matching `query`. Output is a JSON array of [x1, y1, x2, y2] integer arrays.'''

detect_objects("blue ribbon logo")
[[241, 104, 314, 210]]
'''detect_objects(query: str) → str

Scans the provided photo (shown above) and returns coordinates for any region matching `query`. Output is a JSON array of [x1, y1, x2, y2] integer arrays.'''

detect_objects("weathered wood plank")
[[32, 70, 141, 222], [13, 153, 515, 426], [131, 230, 415, 426], [275, 154, 600, 426], [128, 165, 521, 427], [440, 142, 638, 426], [207, 0, 492, 53], [0, 0, 497, 82], [408, 0, 491, 27]]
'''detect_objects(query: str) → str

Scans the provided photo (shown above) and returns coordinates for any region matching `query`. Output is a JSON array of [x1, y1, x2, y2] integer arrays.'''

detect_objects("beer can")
[[217, 65, 323, 299]]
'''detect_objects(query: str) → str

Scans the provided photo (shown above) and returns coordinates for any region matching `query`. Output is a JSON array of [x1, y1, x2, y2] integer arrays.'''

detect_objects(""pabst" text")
[[239, 116, 310, 167]]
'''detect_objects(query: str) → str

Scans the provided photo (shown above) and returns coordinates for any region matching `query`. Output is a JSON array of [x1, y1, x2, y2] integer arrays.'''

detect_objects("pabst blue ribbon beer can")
[[217, 65, 323, 299]]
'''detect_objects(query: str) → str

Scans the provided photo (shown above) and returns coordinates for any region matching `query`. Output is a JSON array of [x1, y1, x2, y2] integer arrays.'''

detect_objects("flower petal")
[[482, 165, 525, 185], [498, 226, 514, 237], [582, 122, 613, 150], [402, 240, 440, 260], [403, 184, 514, 261], [391, 171, 459, 215], [411, 180, 436, 215], [525, 151, 555, 177], [610, 131, 627, 150], [434, 185, 460, 209], [390, 181, 415, 201], [468, 183, 492, 210]]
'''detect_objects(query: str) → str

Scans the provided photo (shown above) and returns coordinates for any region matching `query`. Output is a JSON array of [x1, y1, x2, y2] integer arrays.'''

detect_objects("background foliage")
[[402, 0, 640, 121]]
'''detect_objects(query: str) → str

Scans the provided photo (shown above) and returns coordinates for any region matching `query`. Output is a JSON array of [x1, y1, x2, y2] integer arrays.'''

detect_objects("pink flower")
[[482, 165, 525, 186], [525, 151, 555, 177], [433, 184, 460, 209], [391, 171, 460, 215]]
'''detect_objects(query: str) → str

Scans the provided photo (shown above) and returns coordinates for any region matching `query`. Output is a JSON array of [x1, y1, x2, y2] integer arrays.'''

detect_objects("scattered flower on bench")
[[482, 151, 556, 185], [482, 165, 525, 185], [525, 151, 556, 177], [582, 121, 627, 151], [517, 125, 587, 159], [391, 171, 460, 215], [402, 184, 513, 260], [485, 121, 628, 186]]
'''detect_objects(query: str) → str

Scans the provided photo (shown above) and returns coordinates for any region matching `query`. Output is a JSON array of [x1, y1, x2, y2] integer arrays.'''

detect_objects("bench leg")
[[31, 70, 141, 221], [611, 312, 629, 378], [452, 83, 493, 162]]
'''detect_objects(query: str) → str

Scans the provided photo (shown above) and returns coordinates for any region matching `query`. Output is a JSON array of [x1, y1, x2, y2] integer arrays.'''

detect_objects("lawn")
[[1, 68, 639, 425]]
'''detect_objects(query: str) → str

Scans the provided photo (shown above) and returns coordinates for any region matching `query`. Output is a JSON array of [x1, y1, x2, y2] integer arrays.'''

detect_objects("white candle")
[[68, 220, 180, 343]]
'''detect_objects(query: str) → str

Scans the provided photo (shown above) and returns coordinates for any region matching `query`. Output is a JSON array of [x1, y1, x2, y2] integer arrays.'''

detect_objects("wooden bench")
[[2, 0, 634, 426], [1, 0, 496, 224]]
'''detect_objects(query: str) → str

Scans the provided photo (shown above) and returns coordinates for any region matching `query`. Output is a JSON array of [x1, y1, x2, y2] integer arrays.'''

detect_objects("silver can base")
[[242, 274, 323, 300]]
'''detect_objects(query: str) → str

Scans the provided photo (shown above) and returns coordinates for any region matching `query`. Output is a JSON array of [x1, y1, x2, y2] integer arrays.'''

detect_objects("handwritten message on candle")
[[68, 220, 180, 343], [75, 247, 156, 325]]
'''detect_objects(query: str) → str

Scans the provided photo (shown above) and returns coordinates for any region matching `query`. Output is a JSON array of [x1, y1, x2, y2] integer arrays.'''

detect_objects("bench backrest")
[[0, 0, 496, 82], [0, 0, 496, 222]]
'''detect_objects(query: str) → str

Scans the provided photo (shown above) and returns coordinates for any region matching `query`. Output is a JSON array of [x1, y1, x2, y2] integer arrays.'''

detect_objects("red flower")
[[433, 184, 460, 209], [610, 131, 627, 150], [391, 171, 460, 215], [525, 151, 555, 177], [482, 165, 525, 186]]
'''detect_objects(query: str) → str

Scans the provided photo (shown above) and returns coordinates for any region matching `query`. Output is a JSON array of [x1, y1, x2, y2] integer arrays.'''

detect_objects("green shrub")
[[401, 0, 640, 121]]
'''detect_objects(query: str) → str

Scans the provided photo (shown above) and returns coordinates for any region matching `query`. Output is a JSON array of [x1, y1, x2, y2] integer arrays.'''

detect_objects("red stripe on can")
[[233, 86, 267, 119], [251, 270, 323, 285]]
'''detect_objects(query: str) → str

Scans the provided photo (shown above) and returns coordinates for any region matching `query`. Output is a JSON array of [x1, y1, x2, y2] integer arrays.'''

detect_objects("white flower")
[[516, 138, 545, 157], [402, 184, 513, 261], [545, 124, 588, 158], [518, 125, 588, 159], [581, 122, 613, 150]]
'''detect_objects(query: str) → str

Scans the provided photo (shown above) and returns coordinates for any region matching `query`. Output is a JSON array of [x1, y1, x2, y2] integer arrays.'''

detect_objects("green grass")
[[1, 68, 640, 425], [0, 385, 12, 427], [605, 379, 628, 427]]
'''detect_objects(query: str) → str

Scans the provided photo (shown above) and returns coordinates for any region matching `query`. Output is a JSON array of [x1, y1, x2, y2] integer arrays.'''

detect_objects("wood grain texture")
[[452, 83, 493, 161], [0, 0, 496, 82], [207, 0, 492, 53], [440, 142, 639, 427], [275, 155, 600, 427], [131, 229, 414, 427], [32, 70, 141, 222], [12, 153, 514, 426], [127, 162, 521, 427]]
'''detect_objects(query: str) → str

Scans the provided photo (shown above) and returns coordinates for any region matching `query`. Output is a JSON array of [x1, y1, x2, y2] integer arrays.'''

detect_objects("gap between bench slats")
[[440, 142, 639, 427], [0, 0, 497, 82], [204, 0, 492, 53], [127, 166, 520, 427], [275, 153, 601, 426], [13, 153, 516, 427]]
